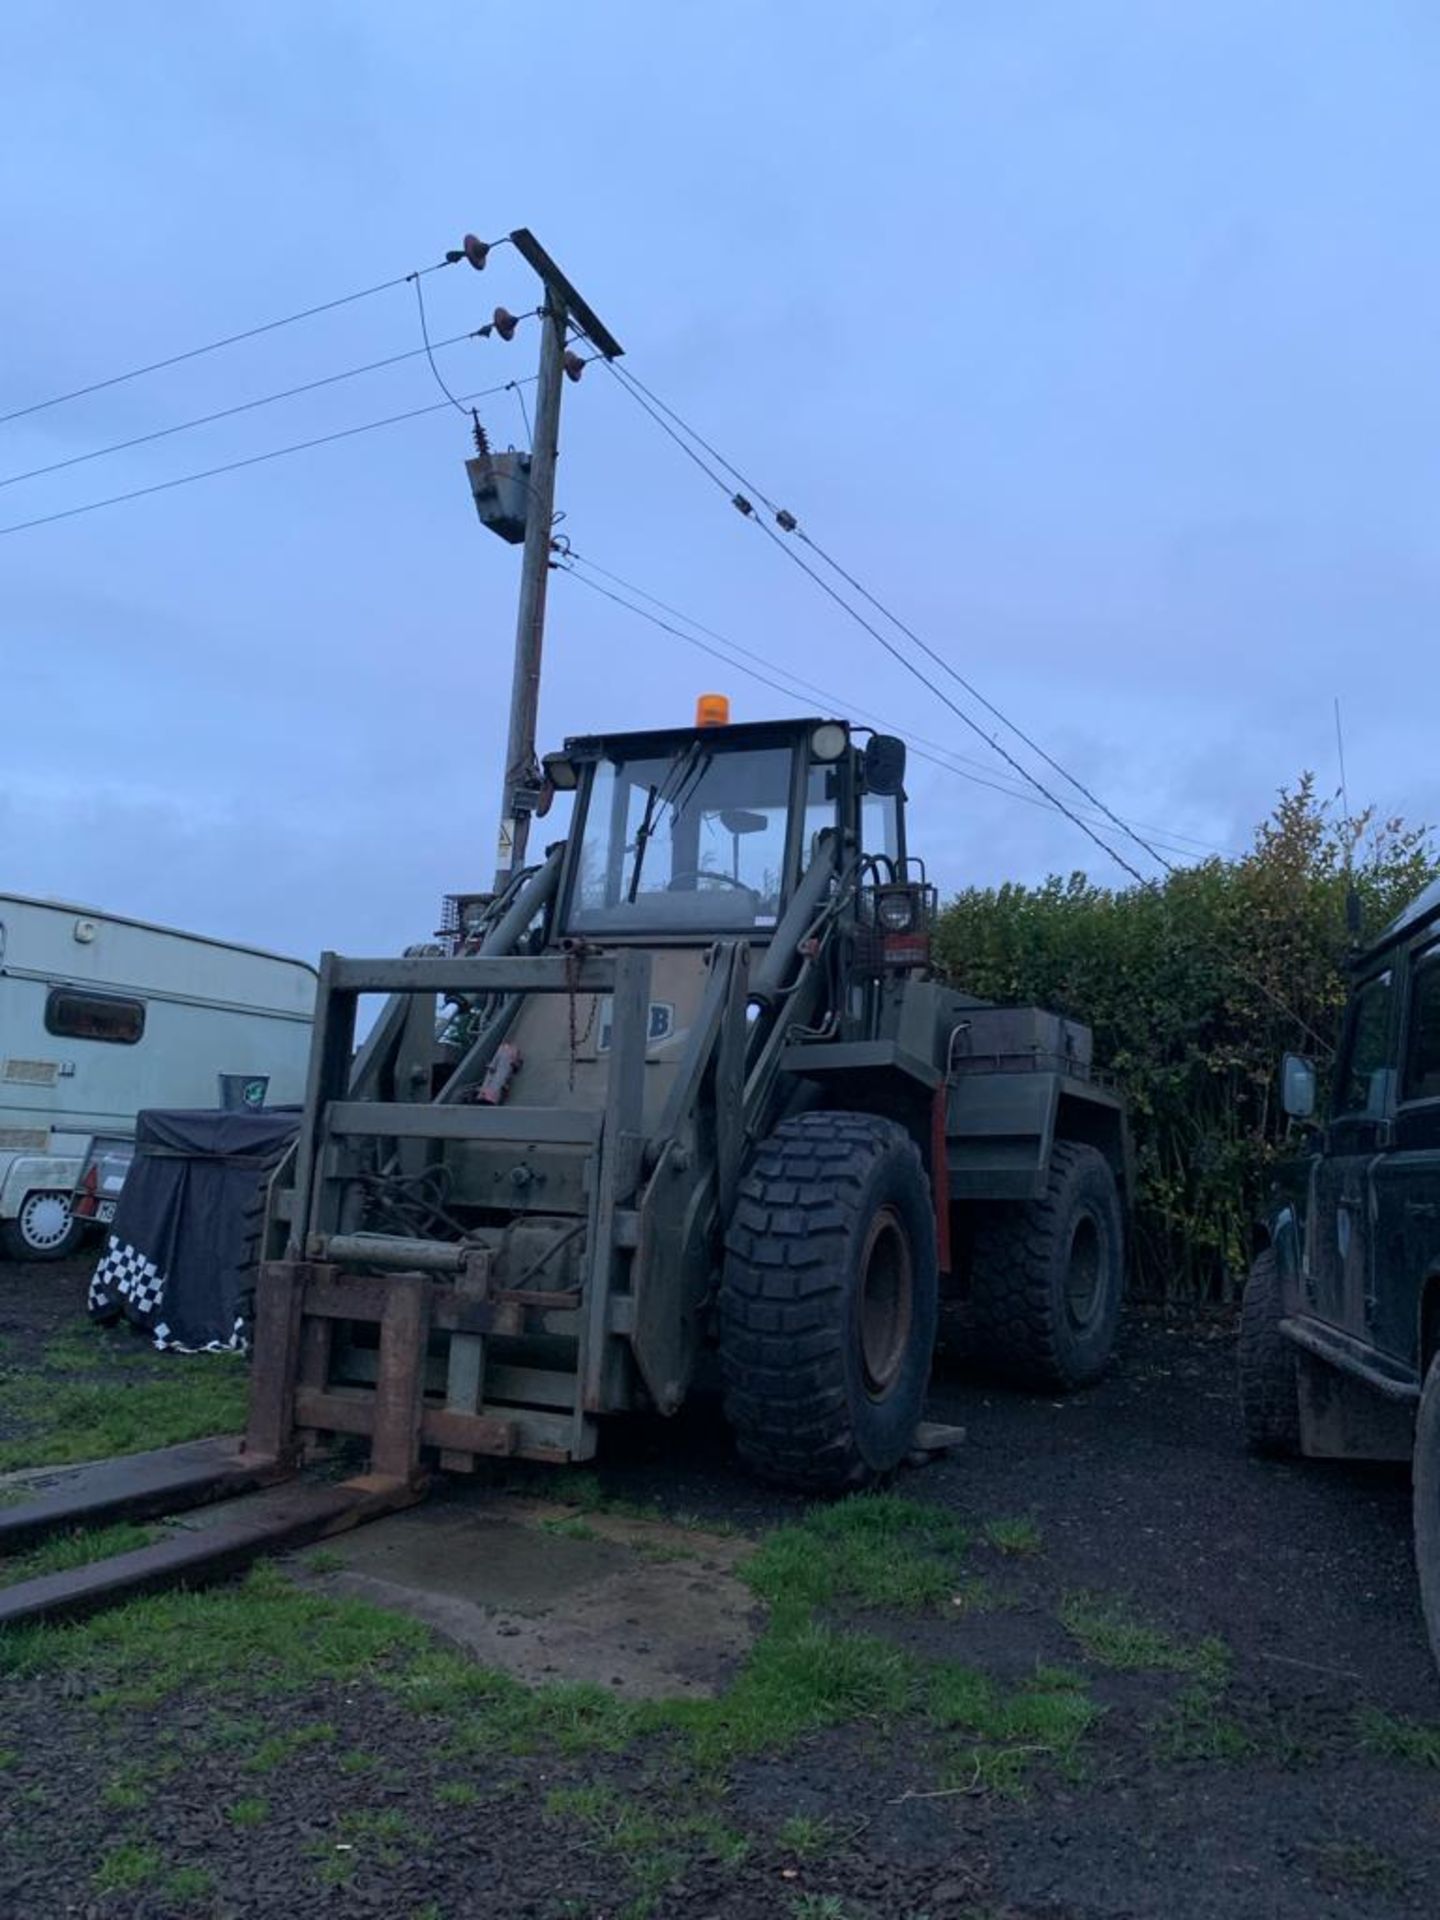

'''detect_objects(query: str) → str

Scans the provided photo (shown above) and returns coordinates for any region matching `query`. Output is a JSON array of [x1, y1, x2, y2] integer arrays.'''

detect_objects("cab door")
[[1372, 941, 1440, 1369], [1310, 968, 1397, 1333]]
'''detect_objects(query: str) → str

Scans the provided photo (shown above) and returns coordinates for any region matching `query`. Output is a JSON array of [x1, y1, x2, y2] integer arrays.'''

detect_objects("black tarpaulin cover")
[[88, 1107, 299, 1352]]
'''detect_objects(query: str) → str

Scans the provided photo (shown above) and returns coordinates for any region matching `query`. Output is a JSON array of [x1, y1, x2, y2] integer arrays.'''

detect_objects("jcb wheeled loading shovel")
[[0, 713, 1128, 1628]]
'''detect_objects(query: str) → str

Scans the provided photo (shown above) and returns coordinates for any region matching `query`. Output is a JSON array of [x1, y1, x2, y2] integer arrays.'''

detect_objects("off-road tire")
[[0, 1190, 85, 1262], [966, 1141, 1124, 1392], [1415, 1355, 1440, 1676], [719, 1111, 938, 1492], [1238, 1244, 1301, 1456]]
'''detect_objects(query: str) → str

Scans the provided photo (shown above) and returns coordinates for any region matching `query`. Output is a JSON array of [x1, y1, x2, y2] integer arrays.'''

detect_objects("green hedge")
[[933, 777, 1437, 1301]]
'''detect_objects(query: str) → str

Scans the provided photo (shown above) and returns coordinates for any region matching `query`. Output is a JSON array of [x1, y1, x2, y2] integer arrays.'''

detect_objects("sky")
[[2, 1, 1437, 963]]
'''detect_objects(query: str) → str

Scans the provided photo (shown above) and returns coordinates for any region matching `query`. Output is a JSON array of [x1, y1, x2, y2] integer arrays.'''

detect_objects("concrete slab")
[[285, 1494, 758, 1699]]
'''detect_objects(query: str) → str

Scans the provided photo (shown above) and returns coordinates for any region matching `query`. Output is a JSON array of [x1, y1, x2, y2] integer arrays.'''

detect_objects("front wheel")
[[1413, 1354, 1440, 1675], [719, 1111, 939, 1492], [0, 1189, 85, 1261], [1238, 1245, 1300, 1456]]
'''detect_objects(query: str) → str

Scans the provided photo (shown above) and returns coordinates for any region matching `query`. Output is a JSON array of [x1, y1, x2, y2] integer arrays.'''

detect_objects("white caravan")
[[0, 894, 315, 1260]]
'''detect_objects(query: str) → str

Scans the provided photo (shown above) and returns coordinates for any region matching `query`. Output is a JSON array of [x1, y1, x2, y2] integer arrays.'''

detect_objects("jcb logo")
[[595, 1000, 676, 1052]]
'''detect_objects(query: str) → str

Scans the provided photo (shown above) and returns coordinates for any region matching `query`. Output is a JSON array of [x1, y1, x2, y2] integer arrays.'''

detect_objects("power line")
[[411, 273, 472, 415], [558, 549, 1236, 862], [602, 358, 1175, 877], [599, 362, 1151, 886], [0, 379, 529, 538], [0, 255, 466, 430], [558, 552, 1327, 1047], [0, 329, 486, 490]]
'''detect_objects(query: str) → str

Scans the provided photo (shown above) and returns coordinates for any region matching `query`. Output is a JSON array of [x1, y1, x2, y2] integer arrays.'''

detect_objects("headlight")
[[877, 891, 916, 933], [810, 722, 848, 762]]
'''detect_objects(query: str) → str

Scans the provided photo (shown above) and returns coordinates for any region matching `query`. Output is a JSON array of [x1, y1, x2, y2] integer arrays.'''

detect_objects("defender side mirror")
[[864, 734, 907, 795], [1281, 1052, 1317, 1121]]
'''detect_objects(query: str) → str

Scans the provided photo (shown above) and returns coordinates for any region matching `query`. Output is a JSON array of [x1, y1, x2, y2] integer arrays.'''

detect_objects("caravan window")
[[44, 988, 146, 1045]]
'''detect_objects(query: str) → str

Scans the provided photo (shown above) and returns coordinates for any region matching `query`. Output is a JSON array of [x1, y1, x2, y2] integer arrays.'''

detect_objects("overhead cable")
[[597, 361, 1151, 886], [604, 359, 1174, 877], [0, 380, 530, 538], [0, 254, 473, 429], [557, 549, 1237, 862], [0, 329, 487, 490]]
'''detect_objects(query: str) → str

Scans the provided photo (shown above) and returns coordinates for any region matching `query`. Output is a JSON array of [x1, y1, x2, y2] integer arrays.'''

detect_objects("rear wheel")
[[719, 1111, 938, 1492], [966, 1142, 1124, 1391], [0, 1190, 84, 1261], [1414, 1355, 1440, 1676], [1238, 1245, 1300, 1456]]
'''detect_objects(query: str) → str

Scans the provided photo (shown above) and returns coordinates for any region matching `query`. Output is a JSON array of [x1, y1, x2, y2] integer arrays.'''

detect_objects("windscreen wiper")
[[626, 783, 660, 903], [625, 743, 712, 903]]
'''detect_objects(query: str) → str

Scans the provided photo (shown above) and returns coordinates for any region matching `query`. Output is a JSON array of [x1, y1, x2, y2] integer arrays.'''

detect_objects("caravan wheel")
[[0, 1190, 84, 1261]]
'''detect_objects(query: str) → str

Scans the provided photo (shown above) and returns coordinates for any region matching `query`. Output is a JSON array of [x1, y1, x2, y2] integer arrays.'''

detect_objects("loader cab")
[[548, 716, 906, 946]]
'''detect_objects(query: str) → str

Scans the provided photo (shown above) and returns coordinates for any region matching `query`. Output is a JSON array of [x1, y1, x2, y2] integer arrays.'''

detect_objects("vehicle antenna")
[[1336, 696, 1362, 946]]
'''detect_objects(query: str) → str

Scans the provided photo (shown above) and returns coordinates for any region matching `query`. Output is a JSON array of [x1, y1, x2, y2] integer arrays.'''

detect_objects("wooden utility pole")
[[491, 229, 623, 890]]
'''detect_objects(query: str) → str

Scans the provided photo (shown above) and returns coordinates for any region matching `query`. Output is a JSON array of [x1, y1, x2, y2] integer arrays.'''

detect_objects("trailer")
[[0, 894, 316, 1259]]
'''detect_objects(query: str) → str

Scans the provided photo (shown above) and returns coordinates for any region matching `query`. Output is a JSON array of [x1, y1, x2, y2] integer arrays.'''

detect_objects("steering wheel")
[[666, 869, 751, 891]]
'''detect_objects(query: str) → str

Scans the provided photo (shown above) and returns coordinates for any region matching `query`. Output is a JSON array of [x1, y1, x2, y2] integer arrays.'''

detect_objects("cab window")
[[1403, 951, 1440, 1103], [569, 742, 798, 934], [1333, 971, 1395, 1118]]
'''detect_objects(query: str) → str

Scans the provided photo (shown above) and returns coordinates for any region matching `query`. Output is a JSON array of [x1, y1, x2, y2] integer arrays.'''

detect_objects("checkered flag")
[[89, 1236, 167, 1322]]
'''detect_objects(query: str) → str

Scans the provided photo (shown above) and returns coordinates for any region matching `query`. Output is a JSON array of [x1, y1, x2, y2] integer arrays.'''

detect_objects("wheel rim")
[[19, 1191, 73, 1252], [859, 1204, 914, 1398], [1065, 1212, 1104, 1330]]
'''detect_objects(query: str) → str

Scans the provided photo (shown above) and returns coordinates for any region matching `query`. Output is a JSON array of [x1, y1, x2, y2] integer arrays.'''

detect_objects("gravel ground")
[[2, 1255, 1438, 1919]]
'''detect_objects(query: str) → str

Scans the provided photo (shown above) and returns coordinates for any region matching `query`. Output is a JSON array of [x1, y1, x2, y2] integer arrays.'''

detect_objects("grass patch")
[[1058, 1591, 1228, 1680], [926, 1662, 1099, 1794], [1313, 1838, 1407, 1895], [982, 1515, 1042, 1556], [166, 1865, 215, 1903], [94, 1840, 163, 1893], [1154, 1682, 1257, 1763], [226, 1796, 269, 1828], [1356, 1705, 1440, 1768], [657, 1622, 914, 1766], [40, 1324, 157, 1373], [341, 1806, 430, 1856], [392, 1646, 641, 1756], [544, 1782, 748, 1919], [102, 1753, 181, 1810], [0, 1560, 431, 1707], [0, 1353, 248, 1471], [244, 1720, 336, 1771], [435, 1779, 480, 1806], [776, 1813, 834, 1858], [790, 1897, 849, 1920], [0, 1521, 157, 1588], [744, 1494, 971, 1616], [630, 1537, 698, 1565], [538, 1515, 598, 1542]]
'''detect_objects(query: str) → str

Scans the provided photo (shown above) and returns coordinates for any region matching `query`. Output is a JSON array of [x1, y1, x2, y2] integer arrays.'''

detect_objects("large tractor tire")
[[966, 1141, 1124, 1391], [1238, 1245, 1301, 1456], [1415, 1355, 1440, 1677], [719, 1111, 939, 1492], [0, 1190, 85, 1262]]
